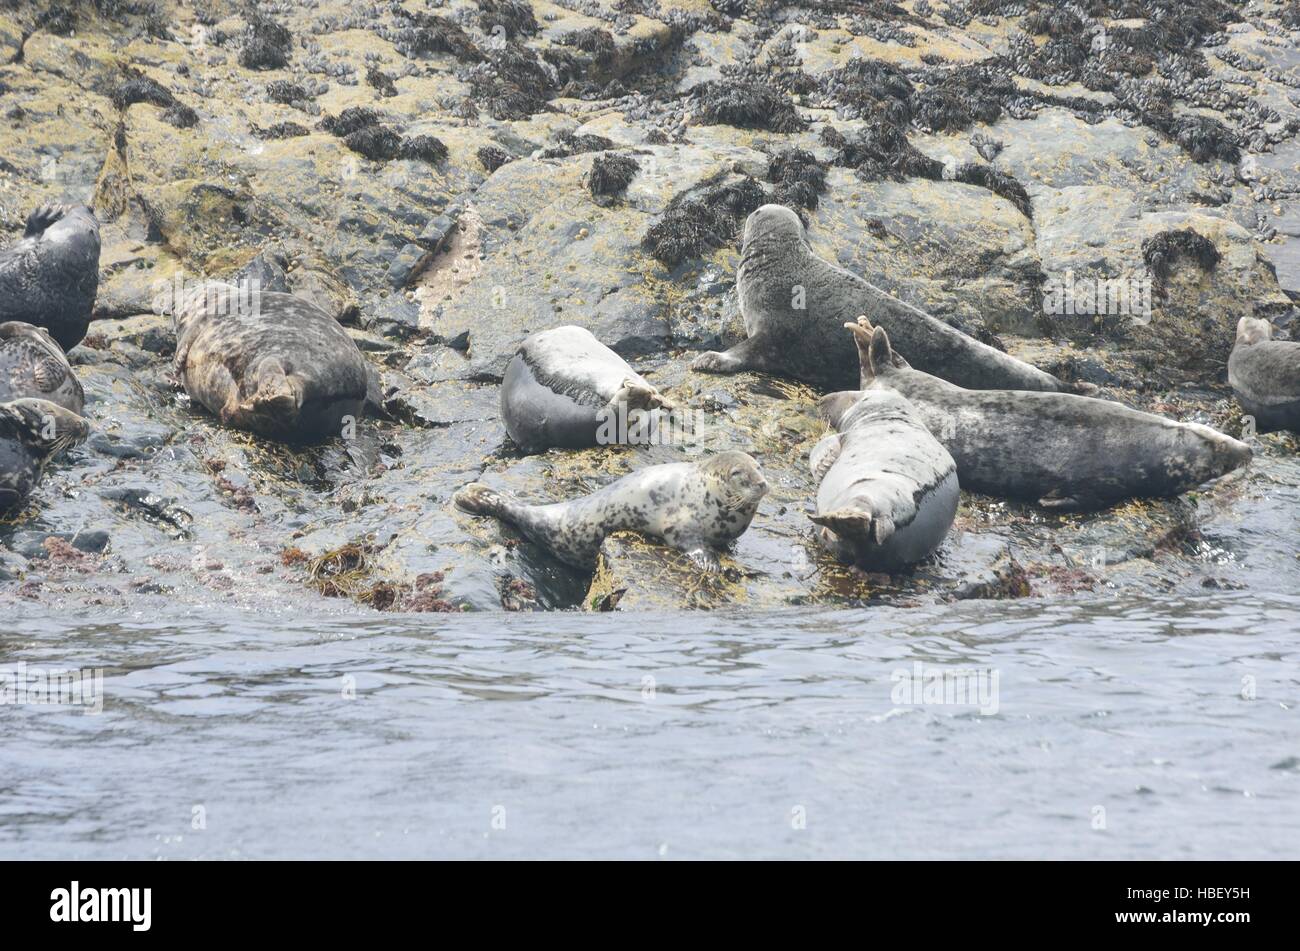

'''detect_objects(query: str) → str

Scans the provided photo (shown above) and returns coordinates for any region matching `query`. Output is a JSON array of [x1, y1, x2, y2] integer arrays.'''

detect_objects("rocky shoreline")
[[1, 0, 1297, 614]]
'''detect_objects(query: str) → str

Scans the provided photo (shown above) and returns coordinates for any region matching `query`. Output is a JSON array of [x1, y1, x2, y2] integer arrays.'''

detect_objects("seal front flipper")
[[691, 335, 775, 375], [1037, 492, 1082, 511], [680, 545, 722, 574], [809, 433, 842, 483], [23, 203, 68, 238]]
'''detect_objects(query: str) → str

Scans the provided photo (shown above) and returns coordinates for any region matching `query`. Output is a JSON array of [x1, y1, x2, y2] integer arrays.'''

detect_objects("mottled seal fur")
[[0, 398, 90, 510], [0, 204, 101, 351], [692, 204, 1068, 393], [501, 325, 675, 453], [835, 318, 1251, 511], [454, 451, 768, 571], [173, 285, 368, 442], [812, 387, 958, 571], [0, 321, 85, 413], [1228, 317, 1300, 434]]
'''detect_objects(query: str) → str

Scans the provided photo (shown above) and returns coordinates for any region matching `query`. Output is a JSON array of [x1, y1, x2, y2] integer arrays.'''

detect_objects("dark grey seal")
[[1228, 317, 1300, 434], [0, 398, 90, 510], [501, 325, 675, 453], [692, 204, 1069, 393], [0, 321, 85, 413], [454, 451, 768, 571], [0, 204, 101, 351], [811, 386, 958, 571], [832, 317, 1251, 511], [173, 284, 368, 443]]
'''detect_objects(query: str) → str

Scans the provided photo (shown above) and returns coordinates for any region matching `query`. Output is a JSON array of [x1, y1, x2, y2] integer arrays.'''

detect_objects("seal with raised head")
[[501, 325, 675, 453], [0, 398, 90, 510], [0, 321, 85, 414], [1228, 316, 1300, 434], [811, 386, 958, 570], [832, 318, 1251, 511], [692, 204, 1069, 393], [0, 204, 101, 351], [454, 451, 768, 571], [173, 284, 368, 442]]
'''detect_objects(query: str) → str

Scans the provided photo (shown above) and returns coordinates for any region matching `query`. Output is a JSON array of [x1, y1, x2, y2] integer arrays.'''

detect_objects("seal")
[[692, 204, 1069, 393], [501, 325, 675, 453], [811, 387, 958, 570], [173, 284, 368, 442], [0, 204, 101, 351], [1228, 316, 1300, 434], [453, 450, 769, 571], [0, 321, 85, 414], [0, 398, 90, 510], [834, 317, 1251, 511]]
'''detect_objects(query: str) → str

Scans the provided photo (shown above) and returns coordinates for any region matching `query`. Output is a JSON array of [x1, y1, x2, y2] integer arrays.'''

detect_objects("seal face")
[[173, 285, 368, 443], [501, 325, 674, 453], [812, 386, 958, 571], [843, 318, 1251, 511], [0, 204, 101, 351], [0, 398, 90, 511], [692, 203, 1068, 393], [453, 450, 769, 572], [1229, 316, 1300, 434], [0, 321, 85, 414]]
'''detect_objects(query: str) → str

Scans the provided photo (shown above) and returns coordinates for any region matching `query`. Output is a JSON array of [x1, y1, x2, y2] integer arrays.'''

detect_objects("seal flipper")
[[454, 482, 513, 520], [691, 335, 776, 376], [1037, 491, 1082, 511], [809, 510, 895, 545], [23, 204, 68, 239], [680, 545, 722, 574], [237, 358, 303, 423], [809, 432, 842, 483]]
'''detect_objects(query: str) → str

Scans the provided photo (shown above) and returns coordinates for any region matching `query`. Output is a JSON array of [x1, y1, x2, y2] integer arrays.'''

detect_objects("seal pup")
[[0, 204, 101, 351], [173, 284, 368, 443], [0, 398, 90, 510], [811, 387, 958, 570], [454, 451, 768, 571], [0, 321, 85, 414], [501, 325, 675, 453], [835, 318, 1251, 511], [1228, 316, 1300, 434], [692, 204, 1069, 393]]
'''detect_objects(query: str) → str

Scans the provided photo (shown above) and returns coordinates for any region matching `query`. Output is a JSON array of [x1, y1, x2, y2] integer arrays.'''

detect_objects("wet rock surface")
[[1, 0, 1298, 615]]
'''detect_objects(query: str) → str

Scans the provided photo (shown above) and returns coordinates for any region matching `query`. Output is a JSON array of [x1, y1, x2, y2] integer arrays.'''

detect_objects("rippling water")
[[2, 593, 1297, 859]]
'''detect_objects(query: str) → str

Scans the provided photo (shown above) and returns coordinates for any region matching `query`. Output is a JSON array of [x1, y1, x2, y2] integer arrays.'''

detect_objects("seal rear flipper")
[[1037, 492, 1082, 511], [453, 482, 509, 519]]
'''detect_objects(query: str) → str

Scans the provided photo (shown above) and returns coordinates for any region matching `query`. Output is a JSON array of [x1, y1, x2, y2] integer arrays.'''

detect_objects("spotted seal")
[[811, 386, 958, 570], [501, 325, 675, 453], [454, 451, 768, 571], [0, 321, 85, 413], [833, 317, 1251, 511], [692, 204, 1069, 393], [0, 204, 101, 351], [0, 398, 90, 510], [1228, 317, 1300, 434], [173, 285, 368, 442]]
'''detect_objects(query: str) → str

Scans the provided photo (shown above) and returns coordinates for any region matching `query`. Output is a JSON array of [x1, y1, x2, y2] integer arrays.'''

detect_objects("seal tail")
[[810, 509, 895, 545], [454, 482, 512, 519]]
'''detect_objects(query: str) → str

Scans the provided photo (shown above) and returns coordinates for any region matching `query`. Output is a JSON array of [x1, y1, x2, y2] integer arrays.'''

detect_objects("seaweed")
[[1142, 228, 1221, 286], [319, 107, 383, 137], [391, 10, 483, 62], [589, 153, 640, 198], [254, 121, 310, 139], [162, 103, 199, 128], [952, 162, 1032, 218], [366, 67, 398, 98], [688, 79, 806, 133], [540, 130, 618, 159], [766, 148, 828, 211], [478, 0, 539, 40], [265, 80, 311, 105], [111, 71, 175, 109], [343, 125, 402, 161], [643, 177, 767, 266], [239, 10, 293, 71], [398, 134, 448, 164], [477, 145, 514, 172]]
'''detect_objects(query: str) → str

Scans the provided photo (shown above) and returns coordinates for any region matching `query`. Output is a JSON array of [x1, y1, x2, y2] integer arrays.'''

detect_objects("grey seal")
[[501, 325, 675, 453], [692, 204, 1069, 393], [454, 450, 768, 571], [1228, 316, 1300, 434], [833, 317, 1251, 511], [173, 285, 368, 443], [0, 204, 101, 351], [0, 321, 85, 414], [0, 398, 90, 510], [811, 386, 958, 570]]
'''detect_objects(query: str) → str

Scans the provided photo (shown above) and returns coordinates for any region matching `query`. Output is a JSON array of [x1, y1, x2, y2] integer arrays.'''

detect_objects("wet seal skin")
[[812, 384, 958, 571], [692, 204, 1069, 393], [1229, 316, 1300, 435], [501, 325, 675, 453], [173, 285, 368, 443], [834, 317, 1252, 512], [0, 204, 101, 351], [453, 451, 769, 572], [0, 321, 85, 414], [0, 398, 90, 510]]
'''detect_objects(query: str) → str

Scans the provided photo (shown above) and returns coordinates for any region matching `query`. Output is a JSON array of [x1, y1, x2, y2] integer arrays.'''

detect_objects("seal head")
[[0, 204, 101, 351]]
